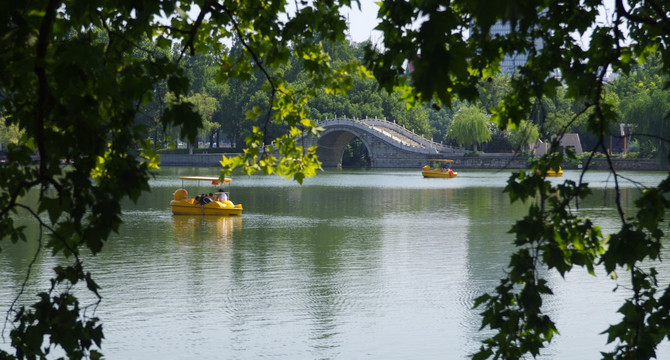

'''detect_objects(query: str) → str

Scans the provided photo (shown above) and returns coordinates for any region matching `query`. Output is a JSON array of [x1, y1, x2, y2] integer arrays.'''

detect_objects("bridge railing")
[[364, 118, 436, 149], [318, 117, 464, 154], [317, 117, 437, 154], [364, 118, 463, 153], [318, 117, 441, 154]]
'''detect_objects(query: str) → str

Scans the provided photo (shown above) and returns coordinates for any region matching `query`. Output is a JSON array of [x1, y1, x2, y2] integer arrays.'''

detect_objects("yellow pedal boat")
[[546, 167, 563, 177], [536, 166, 563, 177], [171, 176, 243, 216], [422, 159, 458, 178]]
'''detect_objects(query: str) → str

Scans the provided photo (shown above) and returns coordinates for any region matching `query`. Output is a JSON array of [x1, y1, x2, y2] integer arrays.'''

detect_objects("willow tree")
[[1, 1, 670, 360], [449, 104, 491, 151], [615, 56, 670, 159]]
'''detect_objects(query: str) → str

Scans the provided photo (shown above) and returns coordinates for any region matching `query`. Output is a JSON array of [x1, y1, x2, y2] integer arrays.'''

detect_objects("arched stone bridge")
[[301, 117, 465, 168]]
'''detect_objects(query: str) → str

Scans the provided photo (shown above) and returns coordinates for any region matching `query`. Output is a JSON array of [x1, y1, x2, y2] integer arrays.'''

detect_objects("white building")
[[489, 21, 545, 75], [533, 134, 583, 156]]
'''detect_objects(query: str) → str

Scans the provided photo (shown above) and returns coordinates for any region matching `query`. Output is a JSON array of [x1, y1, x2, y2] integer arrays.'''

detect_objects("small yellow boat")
[[546, 167, 563, 177], [171, 176, 243, 216], [536, 166, 563, 177], [422, 159, 458, 178]]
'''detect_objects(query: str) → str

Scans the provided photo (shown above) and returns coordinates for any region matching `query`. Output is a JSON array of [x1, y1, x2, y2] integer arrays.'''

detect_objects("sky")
[[183, 1, 617, 50], [340, 1, 382, 43], [340, 0, 617, 47]]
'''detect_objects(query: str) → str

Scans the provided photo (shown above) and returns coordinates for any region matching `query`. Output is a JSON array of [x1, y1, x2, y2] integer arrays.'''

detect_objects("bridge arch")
[[301, 117, 465, 168], [315, 127, 374, 168]]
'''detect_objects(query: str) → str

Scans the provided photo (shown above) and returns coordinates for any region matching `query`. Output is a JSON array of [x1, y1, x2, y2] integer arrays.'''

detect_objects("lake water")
[[1, 168, 669, 359]]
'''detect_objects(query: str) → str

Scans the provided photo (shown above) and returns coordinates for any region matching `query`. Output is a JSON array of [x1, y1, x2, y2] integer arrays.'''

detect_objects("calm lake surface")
[[1, 168, 669, 359]]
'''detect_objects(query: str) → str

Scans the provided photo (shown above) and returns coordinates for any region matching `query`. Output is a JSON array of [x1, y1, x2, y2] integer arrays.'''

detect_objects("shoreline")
[[158, 153, 668, 171]]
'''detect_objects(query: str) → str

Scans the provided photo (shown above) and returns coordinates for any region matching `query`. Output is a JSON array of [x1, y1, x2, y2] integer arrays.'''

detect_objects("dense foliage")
[[365, 1, 670, 359], [0, 1, 361, 358], [3, 23, 668, 157], [0, 1, 669, 360]]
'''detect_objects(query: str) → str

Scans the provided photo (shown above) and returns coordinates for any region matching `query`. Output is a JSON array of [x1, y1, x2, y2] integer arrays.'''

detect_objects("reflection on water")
[[0, 168, 668, 359], [172, 215, 242, 245]]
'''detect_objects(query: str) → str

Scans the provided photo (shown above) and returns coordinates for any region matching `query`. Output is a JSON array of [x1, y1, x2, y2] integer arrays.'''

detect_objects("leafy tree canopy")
[[0, 1, 364, 358], [0, 117, 23, 149], [508, 119, 540, 151], [1, 1, 670, 360]]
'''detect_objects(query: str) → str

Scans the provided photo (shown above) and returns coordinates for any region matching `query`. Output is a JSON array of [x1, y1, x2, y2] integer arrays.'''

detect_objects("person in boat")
[[208, 193, 217, 202], [199, 194, 212, 205], [217, 188, 228, 202], [194, 195, 201, 205]]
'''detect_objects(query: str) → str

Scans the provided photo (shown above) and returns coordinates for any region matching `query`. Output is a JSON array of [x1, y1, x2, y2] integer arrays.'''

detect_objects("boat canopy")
[[426, 159, 454, 162], [179, 176, 232, 186]]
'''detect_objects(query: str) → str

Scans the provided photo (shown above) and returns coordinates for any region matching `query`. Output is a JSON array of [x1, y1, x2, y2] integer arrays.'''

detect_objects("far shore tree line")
[[154, 43, 669, 162], [146, 43, 670, 162], [3, 40, 665, 163], [147, 41, 670, 163]]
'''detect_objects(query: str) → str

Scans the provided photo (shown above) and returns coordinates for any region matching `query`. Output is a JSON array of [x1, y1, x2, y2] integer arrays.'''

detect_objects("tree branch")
[[176, 0, 213, 62], [615, 0, 670, 34], [615, 0, 657, 27], [647, 0, 670, 30], [212, 2, 279, 148], [34, 0, 58, 180]]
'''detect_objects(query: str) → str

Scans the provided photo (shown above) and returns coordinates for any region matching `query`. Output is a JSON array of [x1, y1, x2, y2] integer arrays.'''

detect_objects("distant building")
[[488, 20, 545, 75], [533, 134, 583, 156]]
